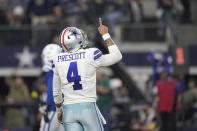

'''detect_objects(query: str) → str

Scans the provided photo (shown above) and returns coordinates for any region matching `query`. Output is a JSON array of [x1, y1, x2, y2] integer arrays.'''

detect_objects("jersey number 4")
[[67, 61, 82, 90]]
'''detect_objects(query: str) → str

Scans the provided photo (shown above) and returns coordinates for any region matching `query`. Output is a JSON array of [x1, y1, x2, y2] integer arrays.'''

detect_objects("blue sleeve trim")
[[94, 49, 101, 55], [94, 52, 102, 60]]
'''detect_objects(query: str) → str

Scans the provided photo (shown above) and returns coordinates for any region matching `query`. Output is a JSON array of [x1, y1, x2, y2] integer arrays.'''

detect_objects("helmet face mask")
[[60, 27, 88, 52], [80, 29, 88, 48]]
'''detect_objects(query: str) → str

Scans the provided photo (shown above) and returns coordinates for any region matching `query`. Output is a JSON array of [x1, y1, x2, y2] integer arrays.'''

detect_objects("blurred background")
[[0, 0, 197, 131]]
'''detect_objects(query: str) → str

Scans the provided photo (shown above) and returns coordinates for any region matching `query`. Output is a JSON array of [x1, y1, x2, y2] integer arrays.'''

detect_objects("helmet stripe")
[[61, 28, 69, 51]]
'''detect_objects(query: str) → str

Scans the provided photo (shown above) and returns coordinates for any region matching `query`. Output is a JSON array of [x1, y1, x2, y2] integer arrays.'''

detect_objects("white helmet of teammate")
[[59, 27, 88, 52], [41, 43, 62, 64]]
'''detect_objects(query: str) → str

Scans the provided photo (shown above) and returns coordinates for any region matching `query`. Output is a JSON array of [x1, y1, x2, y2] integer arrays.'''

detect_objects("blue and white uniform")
[[40, 44, 64, 131], [53, 44, 122, 131]]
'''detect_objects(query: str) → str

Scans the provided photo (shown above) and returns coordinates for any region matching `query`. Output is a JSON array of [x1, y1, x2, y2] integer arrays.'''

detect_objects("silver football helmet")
[[41, 43, 62, 64], [59, 27, 88, 52]]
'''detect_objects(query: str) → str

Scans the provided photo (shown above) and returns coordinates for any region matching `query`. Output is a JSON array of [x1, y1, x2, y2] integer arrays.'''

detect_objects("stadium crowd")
[[0, 0, 193, 46], [1, 68, 197, 130]]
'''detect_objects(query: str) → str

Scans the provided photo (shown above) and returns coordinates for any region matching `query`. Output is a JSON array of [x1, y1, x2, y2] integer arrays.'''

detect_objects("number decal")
[[67, 62, 82, 90]]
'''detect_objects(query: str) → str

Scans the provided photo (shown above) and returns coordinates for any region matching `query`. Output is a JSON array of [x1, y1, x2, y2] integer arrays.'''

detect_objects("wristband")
[[102, 33, 111, 41], [56, 107, 62, 112]]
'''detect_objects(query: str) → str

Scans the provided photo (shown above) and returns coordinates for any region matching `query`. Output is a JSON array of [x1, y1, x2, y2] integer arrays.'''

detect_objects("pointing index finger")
[[99, 17, 102, 26]]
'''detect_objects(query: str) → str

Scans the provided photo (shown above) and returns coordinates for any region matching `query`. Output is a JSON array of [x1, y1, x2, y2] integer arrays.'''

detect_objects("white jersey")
[[53, 44, 122, 105]]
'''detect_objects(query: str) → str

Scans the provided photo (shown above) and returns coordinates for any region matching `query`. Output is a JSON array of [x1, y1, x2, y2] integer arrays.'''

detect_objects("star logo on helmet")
[[70, 29, 80, 38]]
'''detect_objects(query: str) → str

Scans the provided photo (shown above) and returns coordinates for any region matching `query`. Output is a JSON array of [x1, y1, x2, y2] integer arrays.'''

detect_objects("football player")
[[40, 44, 64, 131], [53, 18, 122, 131]]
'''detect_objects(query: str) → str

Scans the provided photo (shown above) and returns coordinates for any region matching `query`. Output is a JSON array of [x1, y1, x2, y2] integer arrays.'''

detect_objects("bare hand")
[[98, 17, 108, 35], [57, 112, 63, 124]]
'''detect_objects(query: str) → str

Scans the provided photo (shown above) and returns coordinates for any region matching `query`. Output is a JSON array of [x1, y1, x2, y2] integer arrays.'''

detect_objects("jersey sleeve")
[[42, 61, 53, 72], [44, 70, 56, 111], [91, 45, 122, 67], [52, 56, 63, 104]]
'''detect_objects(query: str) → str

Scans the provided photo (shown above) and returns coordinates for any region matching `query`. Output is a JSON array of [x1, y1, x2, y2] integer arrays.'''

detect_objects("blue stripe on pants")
[[93, 103, 104, 131]]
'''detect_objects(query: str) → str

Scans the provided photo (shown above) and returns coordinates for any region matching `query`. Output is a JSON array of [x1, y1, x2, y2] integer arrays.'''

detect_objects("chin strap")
[[68, 47, 81, 53]]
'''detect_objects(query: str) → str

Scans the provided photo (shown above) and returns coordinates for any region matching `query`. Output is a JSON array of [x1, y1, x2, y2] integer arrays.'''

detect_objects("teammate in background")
[[40, 44, 64, 131], [53, 18, 122, 131]]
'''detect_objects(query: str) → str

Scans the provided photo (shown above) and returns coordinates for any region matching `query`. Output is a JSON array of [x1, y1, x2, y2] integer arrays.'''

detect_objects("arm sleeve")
[[44, 70, 56, 110], [93, 44, 122, 67], [52, 65, 63, 104], [42, 61, 53, 72]]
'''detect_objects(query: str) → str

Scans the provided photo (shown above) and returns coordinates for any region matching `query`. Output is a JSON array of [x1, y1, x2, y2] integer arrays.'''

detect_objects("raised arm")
[[96, 18, 122, 66]]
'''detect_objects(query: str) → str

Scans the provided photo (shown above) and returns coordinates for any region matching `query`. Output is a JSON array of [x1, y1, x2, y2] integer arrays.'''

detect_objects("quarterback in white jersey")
[[53, 18, 122, 131]]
